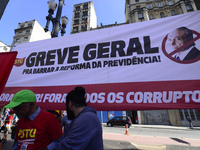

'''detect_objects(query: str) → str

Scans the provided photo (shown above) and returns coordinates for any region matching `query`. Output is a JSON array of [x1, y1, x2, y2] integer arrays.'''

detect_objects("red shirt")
[[6, 115, 13, 125], [15, 109, 62, 150]]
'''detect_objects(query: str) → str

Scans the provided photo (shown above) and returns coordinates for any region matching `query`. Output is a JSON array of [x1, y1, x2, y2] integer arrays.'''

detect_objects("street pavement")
[[0, 124, 200, 150]]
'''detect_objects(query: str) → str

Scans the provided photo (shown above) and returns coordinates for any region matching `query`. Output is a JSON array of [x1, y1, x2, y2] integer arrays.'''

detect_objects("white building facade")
[[12, 19, 51, 47]]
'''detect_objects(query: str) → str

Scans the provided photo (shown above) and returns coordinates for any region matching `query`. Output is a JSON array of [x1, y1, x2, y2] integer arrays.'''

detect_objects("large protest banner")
[[1, 11, 200, 110]]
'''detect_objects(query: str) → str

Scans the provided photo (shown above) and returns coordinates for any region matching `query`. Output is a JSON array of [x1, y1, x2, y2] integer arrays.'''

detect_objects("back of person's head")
[[178, 26, 195, 47], [66, 86, 87, 108]]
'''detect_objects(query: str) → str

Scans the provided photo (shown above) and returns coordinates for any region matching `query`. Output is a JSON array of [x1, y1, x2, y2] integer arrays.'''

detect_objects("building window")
[[160, 12, 165, 18], [81, 25, 87, 31], [186, 4, 193, 11], [83, 11, 88, 17], [17, 31, 22, 34], [135, 0, 139, 2], [26, 30, 30, 33], [83, 4, 88, 9], [73, 27, 78, 32], [82, 18, 87, 23], [27, 23, 32, 27], [157, 2, 162, 7], [138, 12, 144, 20], [136, 5, 141, 8], [20, 24, 25, 28], [75, 6, 80, 11], [3, 46, 7, 51], [180, 109, 200, 121], [184, 109, 189, 119], [171, 10, 176, 16], [196, 109, 200, 120], [74, 19, 79, 25], [179, 110, 184, 120], [23, 37, 28, 41], [16, 38, 20, 42], [75, 13, 80, 18], [189, 109, 195, 120], [149, 14, 154, 19], [168, 0, 173, 5], [147, 4, 152, 9]]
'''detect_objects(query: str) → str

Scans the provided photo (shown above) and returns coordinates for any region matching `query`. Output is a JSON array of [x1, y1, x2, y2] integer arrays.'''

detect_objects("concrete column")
[[168, 109, 182, 126], [135, 11, 139, 22], [143, 9, 149, 21], [191, 2, 197, 11], [137, 111, 144, 124], [180, 2, 187, 13]]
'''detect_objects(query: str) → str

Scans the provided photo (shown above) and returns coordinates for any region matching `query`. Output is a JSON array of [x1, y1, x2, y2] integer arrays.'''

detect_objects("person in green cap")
[[4, 90, 63, 150]]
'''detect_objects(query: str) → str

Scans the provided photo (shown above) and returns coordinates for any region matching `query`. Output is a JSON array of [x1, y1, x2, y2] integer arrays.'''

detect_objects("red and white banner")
[[1, 11, 200, 110], [0, 52, 17, 97]]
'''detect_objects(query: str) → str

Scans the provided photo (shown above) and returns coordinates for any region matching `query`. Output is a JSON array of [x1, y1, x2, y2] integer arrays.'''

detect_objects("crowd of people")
[[0, 108, 18, 141], [1, 86, 103, 150]]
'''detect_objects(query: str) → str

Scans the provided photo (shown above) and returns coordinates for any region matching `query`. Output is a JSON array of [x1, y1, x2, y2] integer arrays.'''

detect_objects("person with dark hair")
[[4, 90, 63, 150], [57, 86, 103, 150], [168, 26, 200, 61], [187, 116, 193, 129]]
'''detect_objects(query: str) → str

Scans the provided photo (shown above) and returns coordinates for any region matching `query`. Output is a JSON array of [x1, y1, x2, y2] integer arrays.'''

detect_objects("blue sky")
[[0, 0, 126, 45]]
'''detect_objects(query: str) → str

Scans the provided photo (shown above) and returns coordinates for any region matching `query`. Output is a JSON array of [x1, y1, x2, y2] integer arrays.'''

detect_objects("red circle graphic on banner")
[[162, 29, 200, 64]]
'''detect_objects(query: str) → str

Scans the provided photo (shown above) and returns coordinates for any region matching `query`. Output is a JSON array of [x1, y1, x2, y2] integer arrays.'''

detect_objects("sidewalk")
[[131, 124, 200, 130], [103, 124, 200, 150]]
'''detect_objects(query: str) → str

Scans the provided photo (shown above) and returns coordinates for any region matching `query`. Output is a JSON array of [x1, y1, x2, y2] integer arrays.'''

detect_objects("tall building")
[[125, 0, 197, 23], [125, 0, 200, 127], [71, 1, 97, 34], [12, 20, 51, 47], [0, 0, 9, 20]]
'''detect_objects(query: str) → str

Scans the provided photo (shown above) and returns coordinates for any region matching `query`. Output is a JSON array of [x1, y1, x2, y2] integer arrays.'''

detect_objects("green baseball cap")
[[4, 90, 36, 108]]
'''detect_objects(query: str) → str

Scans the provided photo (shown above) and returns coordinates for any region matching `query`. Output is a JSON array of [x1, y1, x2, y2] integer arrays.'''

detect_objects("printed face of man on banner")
[[168, 28, 188, 51], [162, 26, 200, 64]]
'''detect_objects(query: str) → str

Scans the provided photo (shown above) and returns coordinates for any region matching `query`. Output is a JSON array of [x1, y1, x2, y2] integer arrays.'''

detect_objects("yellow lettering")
[[25, 129, 30, 138], [30, 129, 36, 138], [14, 60, 19, 65], [17, 129, 37, 139], [18, 130, 24, 138]]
